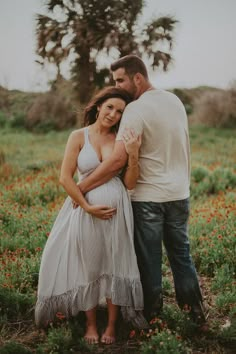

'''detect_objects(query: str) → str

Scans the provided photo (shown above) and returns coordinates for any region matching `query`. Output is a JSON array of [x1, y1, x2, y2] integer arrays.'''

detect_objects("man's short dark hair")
[[111, 55, 148, 79]]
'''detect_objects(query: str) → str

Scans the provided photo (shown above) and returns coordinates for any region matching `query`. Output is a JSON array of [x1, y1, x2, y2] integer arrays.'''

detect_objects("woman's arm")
[[122, 129, 141, 190], [59, 130, 89, 209], [78, 141, 127, 194], [59, 130, 116, 219]]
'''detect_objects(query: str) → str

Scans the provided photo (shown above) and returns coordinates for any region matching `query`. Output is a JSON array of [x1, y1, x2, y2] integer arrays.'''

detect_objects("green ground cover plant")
[[0, 126, 235, 353]]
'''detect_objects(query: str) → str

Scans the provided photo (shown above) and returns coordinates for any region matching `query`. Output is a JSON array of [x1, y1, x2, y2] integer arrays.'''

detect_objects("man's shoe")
[[144, 295, 163, 322], [190, 302, 207, 325]]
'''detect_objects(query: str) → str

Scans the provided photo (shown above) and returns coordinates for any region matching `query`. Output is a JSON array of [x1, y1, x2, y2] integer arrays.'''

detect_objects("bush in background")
[[26, 93, 77, 132], [9, 111, 26, 128], [0, 111, 8, 127], [0, 86, 10, 111], [2, 81, 235, 132], [190, 89, 236, 128], [0, 110, 26, 129], [0, 149, 5, 165]]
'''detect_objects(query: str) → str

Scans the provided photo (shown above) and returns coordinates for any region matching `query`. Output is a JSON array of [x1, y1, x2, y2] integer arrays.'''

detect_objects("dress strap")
[[84, 127, 89, 145]]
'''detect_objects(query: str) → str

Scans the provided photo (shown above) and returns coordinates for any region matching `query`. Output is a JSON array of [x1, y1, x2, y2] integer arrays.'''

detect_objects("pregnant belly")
[[85, 177, 124, 208]]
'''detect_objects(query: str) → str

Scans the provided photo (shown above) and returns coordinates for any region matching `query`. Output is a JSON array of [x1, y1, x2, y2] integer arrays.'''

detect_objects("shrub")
[[211, 265, 235, 292], [161, 304, 197, 337], [35, 326, 92, 354], [0, 341, 32, 354], [0, 149, 5, 165], [216, 292, 236, 314], [218, 322, 236, 347], [191, 166, 209, 183], [211, 265, 235, 317], [191, 167, 236, 198], [0, 111, 8, 127], [0, 287, 34, 320], [140, 330, 187, 354], [36, 327, 72, 353], [0, 86, 10, 110], [26, 92, 77, 132], [9, 111, 26, 128], [191, 89, 236, 128], [208, 168, 236, 193]]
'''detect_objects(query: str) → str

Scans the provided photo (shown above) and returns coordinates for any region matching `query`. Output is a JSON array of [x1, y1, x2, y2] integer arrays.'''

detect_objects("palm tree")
[[36, 0, 177, 102]]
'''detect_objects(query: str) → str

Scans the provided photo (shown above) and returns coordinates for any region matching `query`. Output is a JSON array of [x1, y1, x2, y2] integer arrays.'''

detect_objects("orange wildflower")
[[56, 312, 66, 320], [129, 330, 136, 338]]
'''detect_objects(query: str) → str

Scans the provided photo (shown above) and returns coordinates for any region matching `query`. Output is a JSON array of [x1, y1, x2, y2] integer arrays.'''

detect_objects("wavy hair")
[[84, 86, 132, 131]]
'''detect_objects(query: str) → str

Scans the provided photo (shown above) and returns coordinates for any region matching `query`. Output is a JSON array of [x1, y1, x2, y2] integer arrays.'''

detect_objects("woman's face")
[[97, 97, 126, 129]]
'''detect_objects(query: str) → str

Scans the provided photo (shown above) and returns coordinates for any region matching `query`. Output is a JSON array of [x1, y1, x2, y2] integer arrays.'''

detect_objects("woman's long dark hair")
[[84, 86, 132, 132]]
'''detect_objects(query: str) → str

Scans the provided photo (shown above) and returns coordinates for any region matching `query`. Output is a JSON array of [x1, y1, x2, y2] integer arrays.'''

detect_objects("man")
[[79, 55, 206, 325]]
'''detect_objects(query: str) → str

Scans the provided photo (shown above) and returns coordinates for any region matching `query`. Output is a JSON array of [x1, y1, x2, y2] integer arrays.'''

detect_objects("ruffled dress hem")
[[35, 273, 148, 329]]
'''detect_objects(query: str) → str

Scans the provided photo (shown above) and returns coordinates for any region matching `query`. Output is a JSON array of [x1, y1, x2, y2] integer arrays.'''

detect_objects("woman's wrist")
[[79, 199, 91, 212]]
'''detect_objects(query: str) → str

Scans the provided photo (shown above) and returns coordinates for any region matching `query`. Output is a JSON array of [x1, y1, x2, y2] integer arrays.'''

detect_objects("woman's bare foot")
[[101, 326, 116, 344], [84, 325, 99, 345]]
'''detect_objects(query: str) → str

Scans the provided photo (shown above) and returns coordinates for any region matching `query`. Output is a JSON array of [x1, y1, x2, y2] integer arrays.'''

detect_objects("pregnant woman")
[[35, 87, 146, 344]]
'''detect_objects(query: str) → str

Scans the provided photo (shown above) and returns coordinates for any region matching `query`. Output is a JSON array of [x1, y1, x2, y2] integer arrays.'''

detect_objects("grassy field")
[[0, 126, 235, 354]]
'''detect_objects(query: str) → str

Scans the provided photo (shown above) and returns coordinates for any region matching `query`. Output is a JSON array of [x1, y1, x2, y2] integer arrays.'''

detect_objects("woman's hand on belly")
[[86, 204, 117, 220], [71, 178, 121, 213], [71, 198, 116, 219]]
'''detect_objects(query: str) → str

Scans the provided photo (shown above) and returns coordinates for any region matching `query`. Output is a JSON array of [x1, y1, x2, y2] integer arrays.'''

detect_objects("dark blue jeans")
[[132, 199, 204, 320]]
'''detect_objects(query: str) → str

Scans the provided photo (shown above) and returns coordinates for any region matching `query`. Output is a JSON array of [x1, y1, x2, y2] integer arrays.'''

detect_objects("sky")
[[0, 0, 235, 92]]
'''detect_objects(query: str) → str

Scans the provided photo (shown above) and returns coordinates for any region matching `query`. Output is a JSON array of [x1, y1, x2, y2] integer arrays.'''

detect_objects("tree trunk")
[[74, 48, 93, 104]]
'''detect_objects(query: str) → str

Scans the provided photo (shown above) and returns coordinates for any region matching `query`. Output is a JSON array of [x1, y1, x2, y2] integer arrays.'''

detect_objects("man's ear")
[[133, 73, 142, 85]]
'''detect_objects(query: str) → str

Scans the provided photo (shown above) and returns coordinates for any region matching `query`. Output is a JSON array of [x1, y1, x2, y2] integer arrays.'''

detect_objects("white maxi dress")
[[35, 127, 146, 328]]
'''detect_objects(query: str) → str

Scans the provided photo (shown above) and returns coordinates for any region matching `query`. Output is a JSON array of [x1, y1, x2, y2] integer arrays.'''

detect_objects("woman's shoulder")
[[66, 128, 86, 149], [68, 127, 86, 140]]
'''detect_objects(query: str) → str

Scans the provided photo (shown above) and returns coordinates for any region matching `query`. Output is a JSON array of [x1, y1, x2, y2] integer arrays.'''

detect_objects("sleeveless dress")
[[35, 127, 147, 328]]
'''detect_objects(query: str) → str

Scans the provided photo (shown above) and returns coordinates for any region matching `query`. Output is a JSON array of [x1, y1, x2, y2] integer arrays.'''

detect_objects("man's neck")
[[136, 83, 155, 98]]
